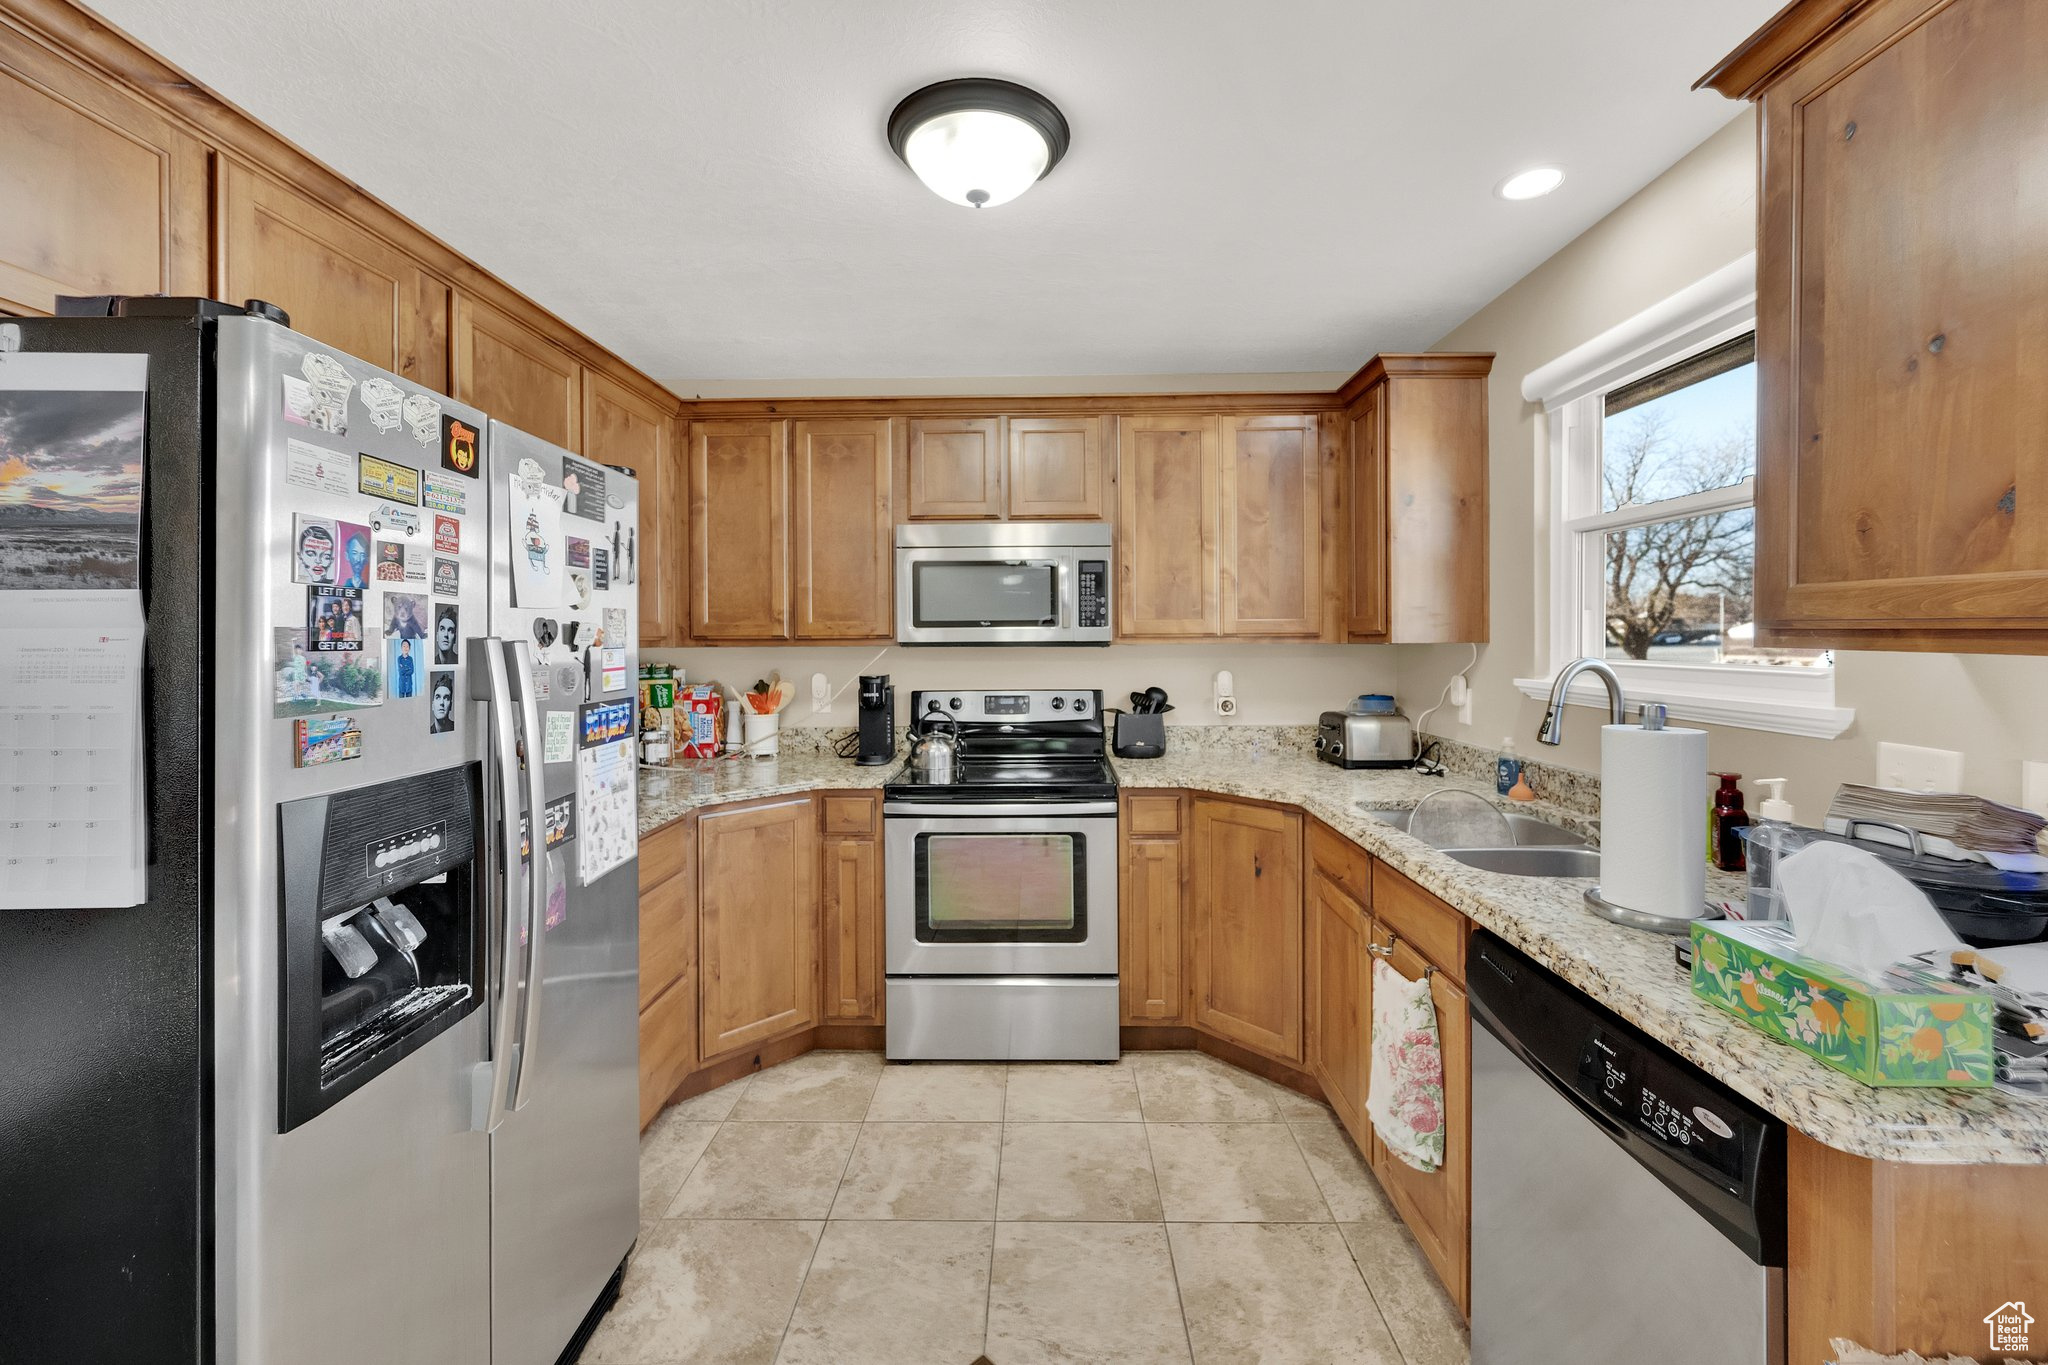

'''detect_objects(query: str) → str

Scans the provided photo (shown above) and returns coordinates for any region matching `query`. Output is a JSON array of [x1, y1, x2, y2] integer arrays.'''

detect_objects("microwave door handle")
[[469, 636, 521, 1133], [1057, 560, 1069, 632], [507, 637, 550, 1111]]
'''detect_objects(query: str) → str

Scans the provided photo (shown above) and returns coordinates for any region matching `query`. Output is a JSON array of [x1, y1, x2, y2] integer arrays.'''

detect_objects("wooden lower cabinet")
[[1308, 864, 1371, 1141], [1120, 793, 1185, 1024], [1189, 796, 1303, 1064], [697, 796, 817, 1061], [818, 794, 883, 1024], [639, 974, 696, 1130], [637, 817, 697, 1128]]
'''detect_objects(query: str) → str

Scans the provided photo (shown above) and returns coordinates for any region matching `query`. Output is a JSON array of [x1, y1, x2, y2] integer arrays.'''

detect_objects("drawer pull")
[[1367, 932, 1435, 978]]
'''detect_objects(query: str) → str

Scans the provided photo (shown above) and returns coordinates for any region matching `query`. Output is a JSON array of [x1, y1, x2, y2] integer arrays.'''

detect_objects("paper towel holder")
[[1584, 885, 1725, 935]]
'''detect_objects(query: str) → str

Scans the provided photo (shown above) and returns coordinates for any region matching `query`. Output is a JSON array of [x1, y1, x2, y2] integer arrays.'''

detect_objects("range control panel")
[[909, 689, 1101, 725]]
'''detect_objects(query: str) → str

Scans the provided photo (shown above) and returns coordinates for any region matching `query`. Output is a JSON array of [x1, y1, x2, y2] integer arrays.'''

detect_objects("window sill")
[[1512, 662, 1853, 740]]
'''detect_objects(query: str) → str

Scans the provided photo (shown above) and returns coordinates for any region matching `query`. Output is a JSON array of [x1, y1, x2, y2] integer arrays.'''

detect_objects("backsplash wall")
[[640, 642, 1401, 728]]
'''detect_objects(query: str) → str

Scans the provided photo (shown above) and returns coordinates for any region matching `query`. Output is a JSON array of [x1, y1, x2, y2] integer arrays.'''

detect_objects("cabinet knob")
[[1844, 120, 1857, 141], [1928, 333, 1946, 353]]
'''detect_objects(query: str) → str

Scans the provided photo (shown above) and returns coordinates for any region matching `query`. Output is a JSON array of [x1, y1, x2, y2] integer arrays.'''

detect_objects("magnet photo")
[[433, 556, 460, 596], [358, 453, 420, 505], [434, 514, 460, 554], [374, 539, 409, 583], [273, 627, 380, 718], [386, 635, 421, 700], [383, 590, 429, 642], [334, 521, 371, 589], [308, 585, 364, 652], [567, 537, 590, 569], [427, 670, 457, 734], [441, 414, 480, 479], [433, 603, 460, 665], [292, 515, 339, 585], [293, 716, 363, 767]]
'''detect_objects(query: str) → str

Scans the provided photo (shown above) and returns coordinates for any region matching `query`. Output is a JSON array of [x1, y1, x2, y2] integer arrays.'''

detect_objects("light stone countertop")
[[637, 728, 2048, 1165]]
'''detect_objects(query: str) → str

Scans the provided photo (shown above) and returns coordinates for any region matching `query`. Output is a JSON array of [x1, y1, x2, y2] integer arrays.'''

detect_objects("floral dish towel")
[[1368, 959, 1445, 1173]]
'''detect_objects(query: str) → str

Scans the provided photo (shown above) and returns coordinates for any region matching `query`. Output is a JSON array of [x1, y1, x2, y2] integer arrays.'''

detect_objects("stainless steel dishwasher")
[[1467, 931, 1786, 1364]]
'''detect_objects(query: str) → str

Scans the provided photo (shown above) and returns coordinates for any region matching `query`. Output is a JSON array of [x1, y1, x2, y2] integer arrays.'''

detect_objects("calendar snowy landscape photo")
[[0, 384, 146, 592]]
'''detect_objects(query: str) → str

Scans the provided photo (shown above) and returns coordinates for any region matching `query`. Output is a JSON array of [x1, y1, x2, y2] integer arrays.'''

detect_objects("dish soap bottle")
[[1496, 738, 1521, 797], [1743, 779, 1804, 921], [1709, 772, 1749, 871]]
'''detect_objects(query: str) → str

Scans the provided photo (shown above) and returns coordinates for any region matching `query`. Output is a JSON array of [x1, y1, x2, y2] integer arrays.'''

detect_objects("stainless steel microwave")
[[894, 523, 1112, 646]]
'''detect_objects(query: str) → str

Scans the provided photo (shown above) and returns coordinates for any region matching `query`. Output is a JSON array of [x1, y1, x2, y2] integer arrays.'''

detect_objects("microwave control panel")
[[1077, 560, 1109, 629]]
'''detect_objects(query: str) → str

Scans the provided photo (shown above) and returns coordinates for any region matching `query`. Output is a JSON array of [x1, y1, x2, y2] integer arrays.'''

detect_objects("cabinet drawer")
[[1371, 863, 1465, 981], [1125, 794, 1182, 837], [639, 866, 694, 1010], [639, 975, 696, 1129], [640, 818, 691, 891], [821, 794, 879, 837], [1308, 820, 1373, 909]]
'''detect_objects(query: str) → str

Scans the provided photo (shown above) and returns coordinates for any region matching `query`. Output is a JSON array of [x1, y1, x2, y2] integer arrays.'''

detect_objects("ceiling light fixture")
[[1496, 166, 1566, 201], [887, 78, 1071, 209]]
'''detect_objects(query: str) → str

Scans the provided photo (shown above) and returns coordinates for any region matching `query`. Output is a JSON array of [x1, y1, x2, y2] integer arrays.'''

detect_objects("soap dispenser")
[[1709, 773, 1750, 872], [1743, 779, 1806, 921]]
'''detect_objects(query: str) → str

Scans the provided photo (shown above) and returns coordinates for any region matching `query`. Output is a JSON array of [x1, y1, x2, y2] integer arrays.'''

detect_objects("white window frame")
[[1514, 253, 1853, 739]]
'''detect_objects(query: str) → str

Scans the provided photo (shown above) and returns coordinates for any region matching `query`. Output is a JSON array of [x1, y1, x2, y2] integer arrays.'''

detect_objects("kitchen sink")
[[1444, 846, 1601, 878], [1362, 806, 1591, 849]]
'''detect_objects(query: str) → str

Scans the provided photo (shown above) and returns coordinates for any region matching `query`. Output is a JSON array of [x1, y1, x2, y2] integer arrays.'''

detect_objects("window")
[[1517, 255, 1852, 738]]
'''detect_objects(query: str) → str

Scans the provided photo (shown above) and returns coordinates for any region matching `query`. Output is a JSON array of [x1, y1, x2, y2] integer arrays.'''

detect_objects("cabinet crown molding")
[[1696, 0, 1875, 98]]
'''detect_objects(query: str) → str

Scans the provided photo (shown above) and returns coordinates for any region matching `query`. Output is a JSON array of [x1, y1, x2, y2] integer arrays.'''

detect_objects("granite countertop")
[[638, 731, 2048, 1165]]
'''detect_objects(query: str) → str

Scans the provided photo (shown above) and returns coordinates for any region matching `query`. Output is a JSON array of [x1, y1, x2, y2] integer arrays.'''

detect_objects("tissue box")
[[1690, 920, 1995, 1088]]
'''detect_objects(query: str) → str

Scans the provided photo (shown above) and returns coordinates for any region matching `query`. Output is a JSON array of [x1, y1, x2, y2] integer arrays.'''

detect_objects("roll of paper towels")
[[1599, 722, 1708, 919]]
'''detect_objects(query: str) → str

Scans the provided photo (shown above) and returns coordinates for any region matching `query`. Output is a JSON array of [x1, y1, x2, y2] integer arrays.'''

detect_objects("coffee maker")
[[857, 674, 895, 766]]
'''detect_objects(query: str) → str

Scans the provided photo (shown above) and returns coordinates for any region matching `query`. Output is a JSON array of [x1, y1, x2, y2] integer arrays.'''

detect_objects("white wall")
[[1401, 108, 2048, 814], [643, 642, 1398, 728]]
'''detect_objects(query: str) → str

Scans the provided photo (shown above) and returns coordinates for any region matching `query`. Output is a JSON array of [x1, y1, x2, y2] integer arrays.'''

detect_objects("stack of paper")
[[1827, 783, 2046, 855]]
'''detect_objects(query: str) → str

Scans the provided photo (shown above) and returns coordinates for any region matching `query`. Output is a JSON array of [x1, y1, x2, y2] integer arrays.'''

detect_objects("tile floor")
[[589, 1049, 1470, 1365]]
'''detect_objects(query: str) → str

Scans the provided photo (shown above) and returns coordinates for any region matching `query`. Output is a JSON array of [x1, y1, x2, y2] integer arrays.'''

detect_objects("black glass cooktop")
[[885, 756, 1118, 803]]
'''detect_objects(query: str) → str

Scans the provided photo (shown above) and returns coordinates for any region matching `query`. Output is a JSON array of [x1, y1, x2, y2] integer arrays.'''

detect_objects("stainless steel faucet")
[[1536, 657, 1627, 745]]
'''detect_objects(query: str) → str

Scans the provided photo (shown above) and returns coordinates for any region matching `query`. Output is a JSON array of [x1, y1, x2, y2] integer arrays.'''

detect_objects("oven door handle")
[[883, 800, 1120, 818]]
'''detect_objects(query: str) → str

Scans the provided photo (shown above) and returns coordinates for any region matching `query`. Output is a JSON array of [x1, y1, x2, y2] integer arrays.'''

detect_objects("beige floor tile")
[[1264, 1079, 1334, 1121], [997, 1122, 1162, 1221], [1131, 1053, 1282, 1121], [581, 1218, 820, 1365], [986, 1221, 1192, 1365], [727, 1051, 883, 1122], [637, 1111, 720, 1221], [775, 1220, 993, 1365], [1289, 1111, 1383, 1221], [1148, 1123, 1330, 1222], [665, 1122, 859, 1220], [1004, 1062, 1144, 1121], [1169, 1222, 1404, 1364], [1341, 1217, 1471, 1365], [661, 1073, 754, 1123], [829, 1121, 1000, 1220], [863, 1062, 1008, 1121]]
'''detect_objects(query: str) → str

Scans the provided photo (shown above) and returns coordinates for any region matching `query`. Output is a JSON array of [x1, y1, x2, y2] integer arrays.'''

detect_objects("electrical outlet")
[[810, 672, 832, 715], [1449, 676, 1473, 726], [2023, 760, 2048, 817], [1876, 741, 1963, 794]]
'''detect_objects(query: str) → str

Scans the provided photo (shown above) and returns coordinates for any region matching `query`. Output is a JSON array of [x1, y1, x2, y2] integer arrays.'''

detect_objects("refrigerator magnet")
[[440, 414, 480, 478], [434, 515, 459, 554], [358, 378, 403, 434], [592, 547, 610, 591], [382, 591, 428, 643], [386, 636, 421, 701], [421, 471, 467, 515], [599, 648, 627, 695], [334, 521, 371, 589], [285, 439, 355, 501], [403, 393, 441, 448], [433, 604, 459, 665], [543, 710, 575, 765], [373, 540, 408, 583], [602, 607, 627, 647], [403, 542, 428, 583], [273, 627, 381, 718], [307, 586, 365, 653], [427, 671, 457, 734], [624, 528, 636, 584], [358, 453, 420, 506], [293, 717, 363, 767], [292, 516, 339, 585], [369, 502, 419, 537], [432, 557, 460, 597], [566, 537, 589, 569]]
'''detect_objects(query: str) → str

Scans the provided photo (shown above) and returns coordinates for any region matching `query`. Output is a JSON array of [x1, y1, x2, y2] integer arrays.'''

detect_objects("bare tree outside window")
[[1601, 409, 1754, 659]]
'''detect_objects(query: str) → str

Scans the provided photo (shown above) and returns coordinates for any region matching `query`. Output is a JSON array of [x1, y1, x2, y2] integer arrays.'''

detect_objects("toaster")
[[1316, 709, 1415, 769]]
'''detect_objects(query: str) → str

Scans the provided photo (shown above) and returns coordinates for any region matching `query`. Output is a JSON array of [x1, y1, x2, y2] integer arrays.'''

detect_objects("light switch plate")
[[2022, 760, 2048, 818], [1877, 741, 1963, 794]]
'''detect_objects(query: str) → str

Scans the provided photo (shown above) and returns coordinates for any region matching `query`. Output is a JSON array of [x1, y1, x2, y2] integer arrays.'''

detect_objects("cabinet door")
[[1755, 0, 2048, 647], [582, 369, 678, 644], [218, 160, 450, 388], [819, 833, 882, 1024], [639, 822, 695, 1010], [906, 417, 1003, 518], [0, 33, 208, 315], [1190, 798, 1303, 1063], [453, 294, 582, 450], [1221, 414, 1322, 637], [688, 419, 789, 640], [792, 418, 893, 640], [1309, 868, 1370, 1143], [1008, 415, 1107, 519], [1372, 928, 1470, 1315], [697, 798, 816, 1061], [1344, 385, 1389, 639], [1384, 374, 1488, 643], [1120, 832, 1184, 1024], [1117, 414, 1221, 638], [640, 975, 697, 1130]]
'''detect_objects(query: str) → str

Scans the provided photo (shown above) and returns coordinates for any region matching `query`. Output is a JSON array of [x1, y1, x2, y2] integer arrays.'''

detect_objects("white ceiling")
[[87, 0, 1778, 390]]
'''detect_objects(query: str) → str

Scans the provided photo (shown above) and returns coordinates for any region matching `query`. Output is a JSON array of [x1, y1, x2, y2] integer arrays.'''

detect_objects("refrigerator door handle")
[[471, 635, 525, 1134], [506, 636, 550, 1111]]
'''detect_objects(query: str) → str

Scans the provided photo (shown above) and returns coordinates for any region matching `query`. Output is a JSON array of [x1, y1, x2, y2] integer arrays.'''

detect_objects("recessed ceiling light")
[[1496, 166, 1565, 201], [887, 78, 1071, 209]]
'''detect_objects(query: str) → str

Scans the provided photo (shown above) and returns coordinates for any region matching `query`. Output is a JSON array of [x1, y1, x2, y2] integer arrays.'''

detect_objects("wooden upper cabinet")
[[453, 294, 582, 451], [0, 30, 207, 315], [696, 797, 817, 1061], [1707, 0, 2048, 651], [1118, 414, 1221, 637], [1189, 797, 1303, 1064], [1344, 386, 1390, 638], [792, 418, 893, 639], [906, 417, 1003, 519], [1007, 415, 1108, 519], [582, 370, 677, 645], [689, 418, 789, 640], [217, 160, 449, 388], [1221, 414, 1322, 637]]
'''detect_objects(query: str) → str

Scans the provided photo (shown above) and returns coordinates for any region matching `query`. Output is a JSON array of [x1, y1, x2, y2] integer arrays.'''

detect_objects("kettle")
[[909, 710, 962, 782]]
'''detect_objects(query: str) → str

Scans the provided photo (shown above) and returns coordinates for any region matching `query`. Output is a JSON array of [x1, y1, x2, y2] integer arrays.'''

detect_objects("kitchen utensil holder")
[[1113, 711, 1166, 759]]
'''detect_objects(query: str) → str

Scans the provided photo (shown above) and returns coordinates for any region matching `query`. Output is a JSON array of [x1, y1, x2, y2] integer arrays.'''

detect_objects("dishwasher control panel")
[[1581, 1029, 1752, 1190]]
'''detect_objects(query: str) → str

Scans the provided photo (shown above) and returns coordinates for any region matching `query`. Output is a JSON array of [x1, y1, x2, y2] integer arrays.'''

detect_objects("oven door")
[[895, 546, 1078, 645], [884, 803, 1119, 975]]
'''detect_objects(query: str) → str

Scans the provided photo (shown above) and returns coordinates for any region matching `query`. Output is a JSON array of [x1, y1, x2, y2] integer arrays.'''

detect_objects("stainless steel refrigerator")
[[0, 297, 638, 1365]]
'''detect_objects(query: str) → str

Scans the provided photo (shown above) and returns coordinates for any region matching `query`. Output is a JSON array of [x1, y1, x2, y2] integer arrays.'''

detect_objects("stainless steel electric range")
[[883, 689, 1119, 1061]]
